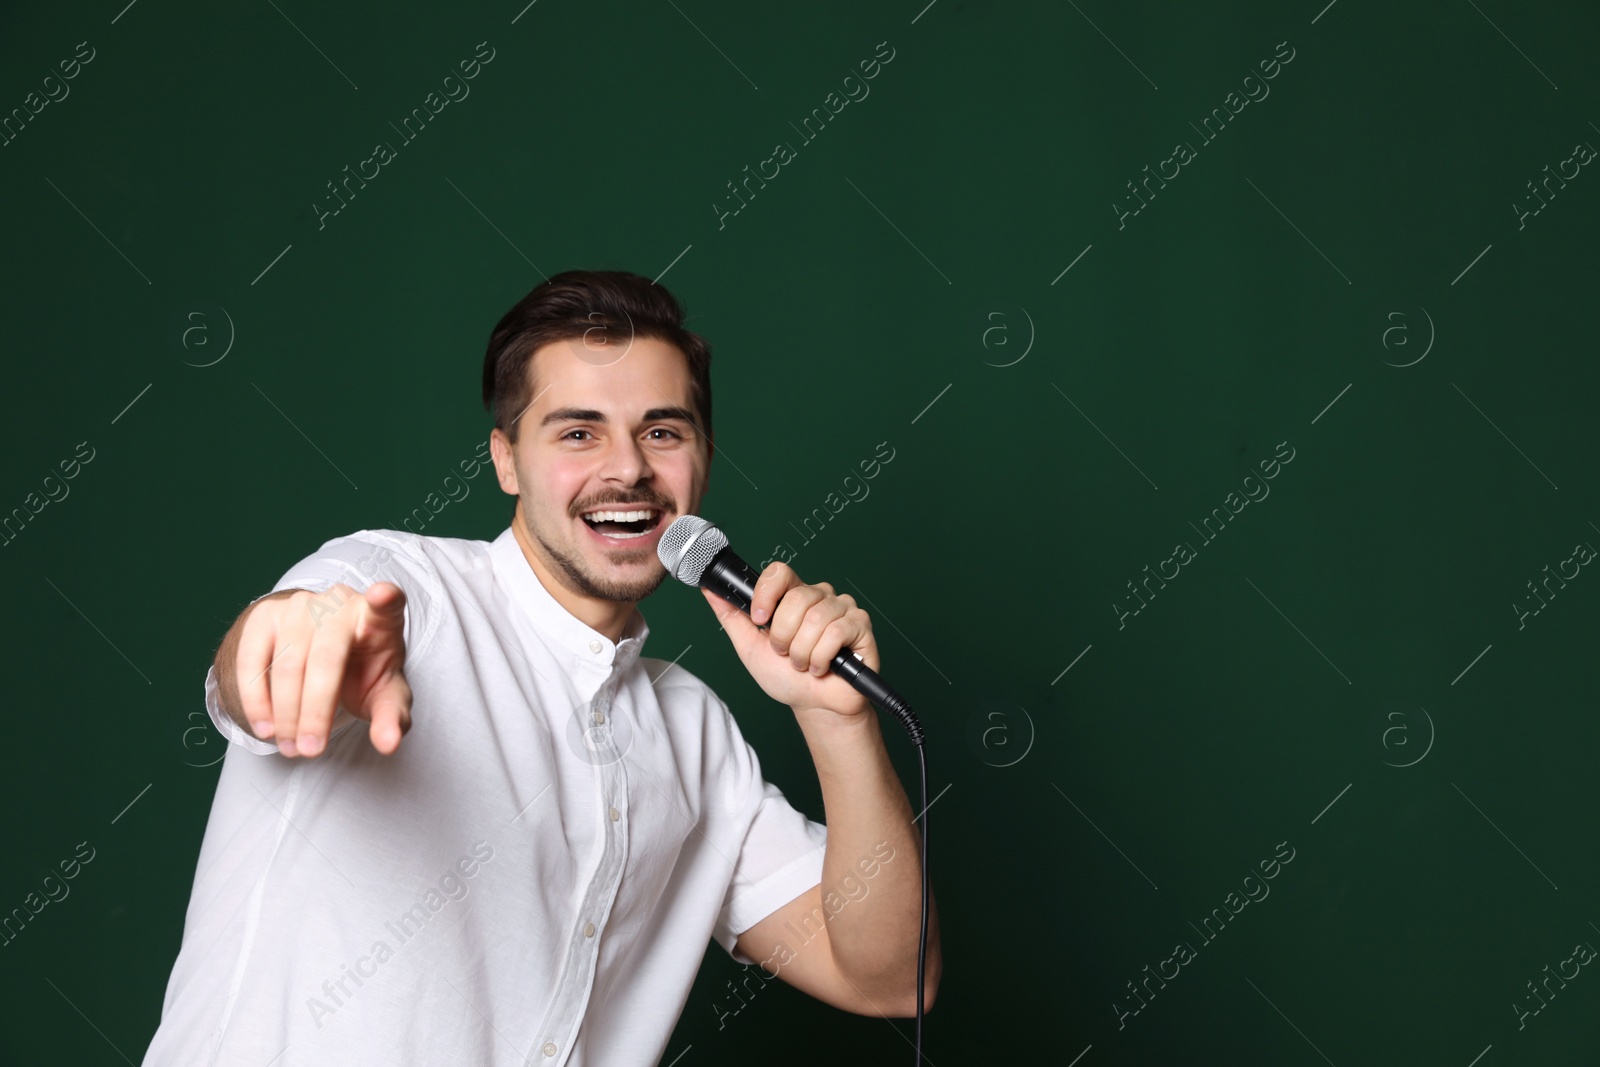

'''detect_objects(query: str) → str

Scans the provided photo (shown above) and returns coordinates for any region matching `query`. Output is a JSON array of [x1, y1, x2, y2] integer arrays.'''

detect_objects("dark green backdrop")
[[3, 0, 1598, 1063]]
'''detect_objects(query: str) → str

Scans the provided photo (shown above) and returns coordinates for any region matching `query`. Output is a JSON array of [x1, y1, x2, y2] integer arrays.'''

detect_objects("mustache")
[[568, 489, 676, 518]]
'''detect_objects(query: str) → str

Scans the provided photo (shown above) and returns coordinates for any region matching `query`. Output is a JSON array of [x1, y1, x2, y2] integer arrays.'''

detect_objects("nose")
[[599, 432, 652, 487]]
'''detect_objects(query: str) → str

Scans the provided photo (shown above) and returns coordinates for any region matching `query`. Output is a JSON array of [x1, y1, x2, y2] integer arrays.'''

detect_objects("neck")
[[510, 508, 639, 642]]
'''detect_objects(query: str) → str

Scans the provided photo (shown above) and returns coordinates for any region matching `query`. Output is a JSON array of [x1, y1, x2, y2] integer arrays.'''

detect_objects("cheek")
[[654, 450, 708, 509], [667, 465, 701, 506], [522, 454, 591, 511]]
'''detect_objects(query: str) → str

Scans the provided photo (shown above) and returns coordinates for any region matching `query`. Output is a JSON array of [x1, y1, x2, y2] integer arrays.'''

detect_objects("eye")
[[645, 427, 683, 441], [561, 429, 593, 442]]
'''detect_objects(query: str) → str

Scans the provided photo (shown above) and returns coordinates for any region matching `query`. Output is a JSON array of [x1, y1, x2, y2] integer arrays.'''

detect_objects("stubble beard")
[[524, 505, 669, 604]]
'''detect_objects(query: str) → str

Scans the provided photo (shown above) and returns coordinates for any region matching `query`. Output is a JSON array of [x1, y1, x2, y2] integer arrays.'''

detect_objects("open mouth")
[[579, 507, 666, 541]]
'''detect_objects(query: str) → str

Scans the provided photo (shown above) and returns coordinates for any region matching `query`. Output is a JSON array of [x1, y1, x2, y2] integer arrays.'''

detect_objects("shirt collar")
[[489, 524, 649, 672]]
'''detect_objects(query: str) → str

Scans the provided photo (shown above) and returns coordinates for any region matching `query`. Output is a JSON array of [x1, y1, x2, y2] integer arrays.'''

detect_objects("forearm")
[[794, 707, 941, 1006]]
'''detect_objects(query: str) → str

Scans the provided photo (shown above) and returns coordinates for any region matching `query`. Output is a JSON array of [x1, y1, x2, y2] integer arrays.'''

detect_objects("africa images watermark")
[[1511, 533, 1594, 631], [305, 840, 496, 1029], [1513, 931, 1598, 1031], [713, 40, 897, 230], [710, 840, 898, 1029], [966, 699, 1035, 769], [1114, 839, 1297, 1029], [1, 841, 97, 949], [1114, 440, 1296, 629], [0, 40, 97, 150], [1, 440, 97, 550], [1113, 40, 1297, 230], [1512, 134, 1596, 231], [313, 42, 497, 230], [758, 440, 897, 572], [390, 437, 495, 536]]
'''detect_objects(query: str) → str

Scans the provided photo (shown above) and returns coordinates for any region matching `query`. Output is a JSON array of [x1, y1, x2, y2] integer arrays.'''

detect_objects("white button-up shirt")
[[143, 526, 828, 1067]]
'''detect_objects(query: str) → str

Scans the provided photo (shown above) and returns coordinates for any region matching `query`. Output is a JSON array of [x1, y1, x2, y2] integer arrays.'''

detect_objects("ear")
[[489, 428, 519, 495]]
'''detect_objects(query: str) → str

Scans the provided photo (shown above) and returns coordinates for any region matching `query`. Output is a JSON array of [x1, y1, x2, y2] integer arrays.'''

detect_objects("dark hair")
[[481, 269, 712, 446]]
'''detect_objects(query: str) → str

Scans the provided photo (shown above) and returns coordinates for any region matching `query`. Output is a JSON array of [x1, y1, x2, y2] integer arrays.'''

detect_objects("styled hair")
[[481, 269, 712, 446]]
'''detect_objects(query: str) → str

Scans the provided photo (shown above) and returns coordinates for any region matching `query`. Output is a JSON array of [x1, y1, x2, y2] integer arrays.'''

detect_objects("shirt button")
[[609, 806, 620, 821], [584, 921, 596, 937], [543, 1041, 557, 1056], [592, 710, 605, 724], [588, 638, 603, 654]]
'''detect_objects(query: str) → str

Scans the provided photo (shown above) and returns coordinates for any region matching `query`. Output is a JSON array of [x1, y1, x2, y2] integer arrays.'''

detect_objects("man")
[[143, 270, 939, 1066]]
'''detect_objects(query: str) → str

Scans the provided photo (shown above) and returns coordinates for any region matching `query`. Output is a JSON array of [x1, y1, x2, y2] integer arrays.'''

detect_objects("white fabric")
[[143, 525, 827, 1067]]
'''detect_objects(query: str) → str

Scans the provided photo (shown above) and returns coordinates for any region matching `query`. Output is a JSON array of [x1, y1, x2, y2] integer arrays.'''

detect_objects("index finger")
[[363, 674, 412, 755]]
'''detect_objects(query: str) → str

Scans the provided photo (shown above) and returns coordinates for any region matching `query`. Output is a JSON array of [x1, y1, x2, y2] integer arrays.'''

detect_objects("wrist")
[[792, 702, 881, 741]]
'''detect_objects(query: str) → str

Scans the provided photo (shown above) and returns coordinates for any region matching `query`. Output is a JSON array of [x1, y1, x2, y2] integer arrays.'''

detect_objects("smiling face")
[[489, 334, 711, 624]]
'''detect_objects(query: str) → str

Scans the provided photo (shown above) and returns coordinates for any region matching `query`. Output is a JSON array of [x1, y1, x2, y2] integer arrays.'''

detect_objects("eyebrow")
[[540, 405, 700, 427]]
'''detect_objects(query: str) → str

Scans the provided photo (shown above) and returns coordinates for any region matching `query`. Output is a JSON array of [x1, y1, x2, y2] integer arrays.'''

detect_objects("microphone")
[[656, 515, 924, 745], [658, 513, 931, 1063]]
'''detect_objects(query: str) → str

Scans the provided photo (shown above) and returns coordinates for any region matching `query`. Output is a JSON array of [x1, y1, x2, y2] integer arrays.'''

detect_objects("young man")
[[143, 270, 939, 1066]]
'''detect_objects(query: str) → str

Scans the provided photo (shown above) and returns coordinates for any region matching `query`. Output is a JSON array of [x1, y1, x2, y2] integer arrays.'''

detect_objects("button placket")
[[530, 665, 631, 1066]]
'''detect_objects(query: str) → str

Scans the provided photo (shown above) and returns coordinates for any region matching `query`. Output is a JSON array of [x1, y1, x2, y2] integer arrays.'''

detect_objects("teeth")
[[582, 509, 658, 523]]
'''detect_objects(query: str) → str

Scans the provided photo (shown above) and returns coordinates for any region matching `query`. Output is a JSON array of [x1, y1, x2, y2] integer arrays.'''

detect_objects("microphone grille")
[[657, 515, 727, 584]]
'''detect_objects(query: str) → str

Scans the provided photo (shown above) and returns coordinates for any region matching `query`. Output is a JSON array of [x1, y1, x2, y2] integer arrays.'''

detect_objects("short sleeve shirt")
[[141, 526, 828, 1067]]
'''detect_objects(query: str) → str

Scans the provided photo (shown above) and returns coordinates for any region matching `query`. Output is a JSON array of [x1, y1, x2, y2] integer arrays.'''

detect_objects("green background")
[[2, 0, 1598, 1062]]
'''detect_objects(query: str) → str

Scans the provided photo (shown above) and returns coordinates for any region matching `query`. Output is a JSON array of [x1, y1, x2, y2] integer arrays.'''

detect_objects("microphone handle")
[[701, 549, 925, 745]]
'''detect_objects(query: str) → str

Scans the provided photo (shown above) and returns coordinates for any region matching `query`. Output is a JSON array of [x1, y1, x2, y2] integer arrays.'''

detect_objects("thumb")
[[702, 588, 767, 664]]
